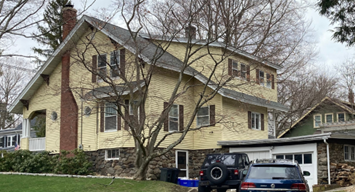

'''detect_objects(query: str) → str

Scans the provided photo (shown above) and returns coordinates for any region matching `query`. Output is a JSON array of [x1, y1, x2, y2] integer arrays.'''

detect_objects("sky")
[[6, 0, 355, 74]]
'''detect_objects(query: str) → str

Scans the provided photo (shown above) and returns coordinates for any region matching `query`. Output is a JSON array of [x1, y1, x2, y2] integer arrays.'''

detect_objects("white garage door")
[[245, 151, 270, 161]]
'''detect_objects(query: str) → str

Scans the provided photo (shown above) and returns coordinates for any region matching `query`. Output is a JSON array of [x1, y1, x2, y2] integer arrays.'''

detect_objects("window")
[[314, 114, 321, 128], [129, 100, 140, 120], [105, 149, 120, 160], [98, 54, 107, 80], [169, 104, 179, 132], [266, 73, 271, 88], [251, 112, 261, 130], [240, 64, 247, 79], [344, 145, 355, 161], [325, 113, 333, 123], [259, 70, 264, 86], [110, 50, 120, 78], [105, 103, 117, 132], [338, 112, 345, 122], [197, 106, 210, 127], [6, 135, 16, 147], [0, 137, 3, 148], [275, 154, 312, 164], [232, 60, 238, 76]]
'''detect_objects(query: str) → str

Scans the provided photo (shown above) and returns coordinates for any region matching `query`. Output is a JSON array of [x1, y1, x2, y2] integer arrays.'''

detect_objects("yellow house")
[[9, 5, 287, 179]]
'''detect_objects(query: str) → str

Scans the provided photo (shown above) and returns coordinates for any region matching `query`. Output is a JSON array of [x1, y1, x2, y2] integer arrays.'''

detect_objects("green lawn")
[[0, 174, 190, 192]]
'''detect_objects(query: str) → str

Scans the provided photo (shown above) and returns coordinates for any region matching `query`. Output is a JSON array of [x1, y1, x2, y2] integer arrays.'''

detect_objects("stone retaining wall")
[[86, 147, 229, 180], [317, 142, 355, 184]]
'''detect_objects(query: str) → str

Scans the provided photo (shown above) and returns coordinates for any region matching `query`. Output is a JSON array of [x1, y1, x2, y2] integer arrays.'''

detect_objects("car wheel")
[[206, 163, 229, 185], [198, 185, 211, 192]]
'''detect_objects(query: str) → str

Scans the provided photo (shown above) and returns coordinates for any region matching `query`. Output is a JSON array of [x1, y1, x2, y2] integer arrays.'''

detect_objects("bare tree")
[[275, 69, 339, 136], [0, 58, 33, 129]]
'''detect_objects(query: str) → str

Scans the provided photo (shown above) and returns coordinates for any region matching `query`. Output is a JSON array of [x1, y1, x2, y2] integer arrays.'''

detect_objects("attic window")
[[232, 60, 238, 77], [313, 114, 321, 128], [337, 113, 345, 122], [240, 64, 247, 79]]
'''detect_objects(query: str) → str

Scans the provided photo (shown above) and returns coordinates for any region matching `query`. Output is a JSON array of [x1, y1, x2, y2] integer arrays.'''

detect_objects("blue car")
[[240, 159, 310, 192]]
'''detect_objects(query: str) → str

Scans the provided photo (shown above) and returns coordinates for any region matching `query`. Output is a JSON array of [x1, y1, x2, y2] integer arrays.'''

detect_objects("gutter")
[[323, 137, 331, 185]]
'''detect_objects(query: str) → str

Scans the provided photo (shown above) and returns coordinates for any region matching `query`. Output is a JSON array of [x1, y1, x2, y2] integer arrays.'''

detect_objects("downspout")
[[323, 138, 331, 185]]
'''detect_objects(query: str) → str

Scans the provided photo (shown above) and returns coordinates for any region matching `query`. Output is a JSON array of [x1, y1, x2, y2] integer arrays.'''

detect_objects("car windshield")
[[248, 165, 301, 180], [203, 154, 236, 167]]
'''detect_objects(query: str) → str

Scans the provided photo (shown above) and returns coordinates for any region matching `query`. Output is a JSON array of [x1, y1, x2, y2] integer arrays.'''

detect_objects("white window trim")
[[313, 114, 322, 128], [197, 106, 210, 127], [259, 70, 265, 86], [240, 63, 247, 80], [104, 103, 118, 132], [105, 149, 120, 160], [232, 60, 238, 77], [97, 54, 107, 81], [337, 112, 346, 122], [169, 104, 179, 132], [251, 112, 261, 130], [325, 113, 333, 123], [344, 145, 355, 161], [110, 50, 120, 78], [6, 135, 15, 147], [266, 73, 272, 89]]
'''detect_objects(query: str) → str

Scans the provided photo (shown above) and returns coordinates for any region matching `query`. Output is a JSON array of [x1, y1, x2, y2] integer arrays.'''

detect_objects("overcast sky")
[[7, 0, 355, 74]]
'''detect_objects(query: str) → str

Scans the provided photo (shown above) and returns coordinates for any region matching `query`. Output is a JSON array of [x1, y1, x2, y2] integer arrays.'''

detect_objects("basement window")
[[105, 149, 120, 160]]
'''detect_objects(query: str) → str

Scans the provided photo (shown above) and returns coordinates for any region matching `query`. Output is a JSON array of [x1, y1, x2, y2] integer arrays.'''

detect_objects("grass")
[[0, 174, 190, 192]]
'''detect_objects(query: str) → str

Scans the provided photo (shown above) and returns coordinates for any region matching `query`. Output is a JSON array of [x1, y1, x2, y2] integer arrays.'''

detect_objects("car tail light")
[[199, 171, 204, 176], [291, 183, 306, 191], [234, 169, 239, 175], [241, 182, 256, 189]]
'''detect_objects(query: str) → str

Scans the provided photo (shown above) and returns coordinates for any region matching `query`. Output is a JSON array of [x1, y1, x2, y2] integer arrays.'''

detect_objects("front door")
[[176, 150, 189, 178]]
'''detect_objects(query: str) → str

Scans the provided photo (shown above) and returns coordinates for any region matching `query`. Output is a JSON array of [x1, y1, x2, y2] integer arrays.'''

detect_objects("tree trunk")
[[133, 158, 150, 180]]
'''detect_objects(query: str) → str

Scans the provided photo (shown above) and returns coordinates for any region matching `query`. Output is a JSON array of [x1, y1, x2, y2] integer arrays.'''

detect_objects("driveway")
[[324, 185, 355, 192]]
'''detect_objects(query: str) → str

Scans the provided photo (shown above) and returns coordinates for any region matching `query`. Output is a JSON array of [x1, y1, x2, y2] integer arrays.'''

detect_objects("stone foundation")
[[317, 142, 355, 184], [86, 147, 229, 180]]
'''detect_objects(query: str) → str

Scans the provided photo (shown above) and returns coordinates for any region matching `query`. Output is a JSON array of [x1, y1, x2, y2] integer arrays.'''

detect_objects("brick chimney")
[[60, 3, 78, 151], [185, 25, 196, 39], [62, 3, 77, 40], [349, 89, 354, 104]]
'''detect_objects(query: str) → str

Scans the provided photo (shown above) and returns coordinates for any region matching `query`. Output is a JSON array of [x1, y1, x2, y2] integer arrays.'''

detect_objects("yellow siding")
[[22, 62, 62, 152], [157, 41, 278, 102], [22, 28, 275, 152], [221, 97, 268, 141], [20, 138, 29, 150]]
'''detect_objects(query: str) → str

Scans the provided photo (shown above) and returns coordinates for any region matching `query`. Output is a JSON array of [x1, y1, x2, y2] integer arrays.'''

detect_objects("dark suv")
[[240, 159, 310, 192], [198, 153, 250, 192]]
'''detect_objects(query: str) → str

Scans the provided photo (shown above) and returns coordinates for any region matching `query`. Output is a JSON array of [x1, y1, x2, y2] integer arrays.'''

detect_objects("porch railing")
[[29, 137, 46, 151]]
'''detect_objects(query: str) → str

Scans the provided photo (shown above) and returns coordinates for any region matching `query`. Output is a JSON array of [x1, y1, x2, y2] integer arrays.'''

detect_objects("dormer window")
[[232, 60, 238, 77], [337, 112, 345, 122], [313, 114, 322, 128]]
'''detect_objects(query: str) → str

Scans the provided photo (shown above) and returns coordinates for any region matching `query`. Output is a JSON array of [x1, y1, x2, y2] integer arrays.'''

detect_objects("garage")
[[219, 135, 322, 192]]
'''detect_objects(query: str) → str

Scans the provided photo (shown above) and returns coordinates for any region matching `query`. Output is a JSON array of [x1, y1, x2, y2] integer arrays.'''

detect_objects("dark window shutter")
[[210, 105, 215, 126], [256, 69, 260, 84], [100, 102, 105, 132], [261, 113, 265, 131], [1, 137, 4, 148], [125, 100, 129, 130], [179, 105, 184, 131], [139, 105, 144, 124], [117, 106, 121, 131], [248, 111, 252, 129], [92, 55, 97, 83], [4, 137, 6, 148], [120, 49, 125, 78], [247, 66, 250, 82], [271, 74, 275, 89], [164, 102, 169, 131], [228, 59, 232, 76], [18, 134, 20, 145]]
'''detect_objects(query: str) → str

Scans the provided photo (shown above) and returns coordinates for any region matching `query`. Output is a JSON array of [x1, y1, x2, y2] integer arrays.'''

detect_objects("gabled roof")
[[277, 97, 355, 138], [9, 15, 288, 114]]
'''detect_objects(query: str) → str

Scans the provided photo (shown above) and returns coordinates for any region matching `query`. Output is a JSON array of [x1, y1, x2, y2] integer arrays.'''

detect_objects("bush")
[[0, 149, 91, 175]]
